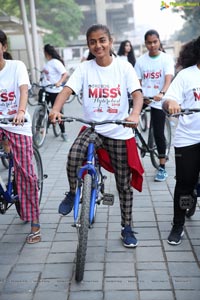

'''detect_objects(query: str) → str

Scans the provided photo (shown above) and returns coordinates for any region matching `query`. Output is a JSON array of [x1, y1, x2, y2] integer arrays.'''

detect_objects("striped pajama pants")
[[0, 129, 40, 222], [67, 128, 133, 227]]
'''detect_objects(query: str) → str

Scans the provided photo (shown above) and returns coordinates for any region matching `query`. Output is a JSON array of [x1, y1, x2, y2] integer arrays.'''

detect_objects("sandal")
[[26, 223, 41, 244]]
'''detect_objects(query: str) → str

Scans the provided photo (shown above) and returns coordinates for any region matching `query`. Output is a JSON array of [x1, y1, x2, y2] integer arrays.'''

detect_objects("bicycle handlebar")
[[60, 116, 137, 126], [32, 82, 65, 89], [0, 118, 27, 125], [163, 108, 200, 117], [143, 97, 156, 104]]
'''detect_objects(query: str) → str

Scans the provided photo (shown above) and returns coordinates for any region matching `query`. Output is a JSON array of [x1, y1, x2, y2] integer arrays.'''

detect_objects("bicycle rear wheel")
[[75, 174, 91, 282], [32, 105, 48, 148], [149, 117, 171, 169], [15, 145, 43, 216]]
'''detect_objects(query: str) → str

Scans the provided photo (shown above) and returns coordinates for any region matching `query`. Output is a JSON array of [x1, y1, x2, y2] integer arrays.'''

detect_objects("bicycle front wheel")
[[32, 105, 48, 148], [15, 145, 43, 216], [138, 109, 148, 132], [149, 117, 171, 169], [52, 123, 61, 137], [75, 174, 91, 282]]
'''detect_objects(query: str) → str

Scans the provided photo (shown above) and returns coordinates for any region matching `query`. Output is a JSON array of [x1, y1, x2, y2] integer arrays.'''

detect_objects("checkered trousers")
[[0, 129, 40, 222], [67, 127, 133, 226]]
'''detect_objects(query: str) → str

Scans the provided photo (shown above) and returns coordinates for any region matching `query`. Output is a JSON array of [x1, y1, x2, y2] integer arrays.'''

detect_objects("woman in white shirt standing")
[[42, 44, 68, 141], [162, 36, 200, 245], [117, 40, 136, 67]]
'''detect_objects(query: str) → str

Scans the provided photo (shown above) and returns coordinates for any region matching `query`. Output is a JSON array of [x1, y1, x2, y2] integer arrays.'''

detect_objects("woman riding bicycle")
[[162, 36, 200, 245], [0, 30, 41, 244], [135, 29, 174, 182], [50, 24, 144, 248], [41, 44, 68, 141]]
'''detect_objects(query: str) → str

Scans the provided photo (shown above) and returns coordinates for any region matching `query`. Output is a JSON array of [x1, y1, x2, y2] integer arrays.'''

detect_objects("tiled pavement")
[[0, 100, 199, 300]]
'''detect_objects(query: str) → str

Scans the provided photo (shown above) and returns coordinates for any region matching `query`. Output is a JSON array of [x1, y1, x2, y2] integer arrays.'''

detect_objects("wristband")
[[18, 109, 25, 114], [160, 91, 165, 95]]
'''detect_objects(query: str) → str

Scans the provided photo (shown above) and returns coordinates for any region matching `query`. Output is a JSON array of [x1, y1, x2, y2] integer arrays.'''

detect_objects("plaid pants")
[[0, 129, 39, 222], [67, 128, 133, 226]]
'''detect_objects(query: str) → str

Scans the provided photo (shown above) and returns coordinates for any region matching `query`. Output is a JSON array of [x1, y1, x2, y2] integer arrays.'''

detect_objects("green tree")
[[0, 0, 83, 47], [172, 0, 200, 42]]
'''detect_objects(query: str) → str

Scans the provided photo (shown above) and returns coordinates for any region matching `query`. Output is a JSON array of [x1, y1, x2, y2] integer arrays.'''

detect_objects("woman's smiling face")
[[87, 29, 112, 61]]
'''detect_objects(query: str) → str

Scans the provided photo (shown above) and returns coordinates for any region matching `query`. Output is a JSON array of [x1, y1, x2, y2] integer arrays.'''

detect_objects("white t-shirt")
[[0, 60, 32, 136], [135, 51, 174, 109], [66, 57, 141, 139], [42, 58, 66, 93], [162, 65, 200, 147]]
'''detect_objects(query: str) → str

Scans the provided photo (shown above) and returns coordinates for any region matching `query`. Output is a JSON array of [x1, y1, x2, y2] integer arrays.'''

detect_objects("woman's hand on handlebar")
[[49, 109, 63, 124], [125, 112, 139, 128], [163, 100, 181, 115], [12, 110, 26, 126]]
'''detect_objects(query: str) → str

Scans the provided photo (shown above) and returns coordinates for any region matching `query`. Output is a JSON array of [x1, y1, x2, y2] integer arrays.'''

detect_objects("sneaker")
[[154, 167, 168, 182], [58, 192, 74, 215], [61, 133, 68, 142], [121, 225, 138, 248], [167, 225, 184, 245]]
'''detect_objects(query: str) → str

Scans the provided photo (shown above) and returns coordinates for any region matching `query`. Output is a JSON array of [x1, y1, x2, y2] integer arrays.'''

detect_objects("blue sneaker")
[[58, 192, 74, 215], [154, 167, 168, 182], [121, 225, 138, 248]]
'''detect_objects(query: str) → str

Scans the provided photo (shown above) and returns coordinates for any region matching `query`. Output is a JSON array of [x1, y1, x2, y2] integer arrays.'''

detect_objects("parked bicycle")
[[164, 108, 200, 218], [59, 116, 136, 282], [135, 97, 171, 170], [31, 83, 62, 148], [0, 118, 45, 216]]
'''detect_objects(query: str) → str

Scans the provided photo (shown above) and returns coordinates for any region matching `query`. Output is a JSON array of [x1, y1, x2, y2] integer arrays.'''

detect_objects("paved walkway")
[[0, 100, 199, 300]]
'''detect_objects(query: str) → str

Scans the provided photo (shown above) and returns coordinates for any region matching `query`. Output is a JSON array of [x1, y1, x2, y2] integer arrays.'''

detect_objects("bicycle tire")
[[1, 157, 9, 169], [75, 174, 91, 282], [32, 105, 48, 148], [15, 145, 43, 216], [52, 122, 61, 137], [28, 85, 39, 106], [138, 110, 148, 132], [77, 91, 83, 105], [66, 94, 76, 104], [149, 117, 171, 169]]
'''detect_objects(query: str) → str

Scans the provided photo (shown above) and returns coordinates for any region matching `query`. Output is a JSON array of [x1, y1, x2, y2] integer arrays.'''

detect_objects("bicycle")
[[31, 83, 62, 148], [60, 116, 136, 282], [164, 108, 200, 218], [135, 97, 171, 170], [128, 95, 148, 132], [0, 118, 45, 216]]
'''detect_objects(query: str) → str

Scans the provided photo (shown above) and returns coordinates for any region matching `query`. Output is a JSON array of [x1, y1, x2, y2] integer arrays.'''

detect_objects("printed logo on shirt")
[[143, 70, 162, 79], [0, 90, 15, 101], [88, 84, 121, 114], [193, 87, 200, 101]]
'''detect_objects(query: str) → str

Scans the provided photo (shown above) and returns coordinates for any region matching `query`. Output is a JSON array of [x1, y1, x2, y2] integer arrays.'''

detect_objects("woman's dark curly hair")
[[117, 40, 136, 67], [44, 44, 65, 66], [176, 36, 200, 70]]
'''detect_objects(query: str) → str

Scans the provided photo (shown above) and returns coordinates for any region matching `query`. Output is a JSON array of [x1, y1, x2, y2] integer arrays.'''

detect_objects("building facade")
[[75, 0, 135, 42]]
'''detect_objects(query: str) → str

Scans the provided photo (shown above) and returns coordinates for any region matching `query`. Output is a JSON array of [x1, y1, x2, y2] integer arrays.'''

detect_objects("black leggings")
[[173, 143, 200, 226], [150, 107, 166, 159], [46, 92, 65, 133]]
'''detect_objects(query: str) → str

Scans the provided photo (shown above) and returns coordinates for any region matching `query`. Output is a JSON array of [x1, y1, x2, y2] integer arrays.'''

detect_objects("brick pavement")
[[0, 100, 199, 300]]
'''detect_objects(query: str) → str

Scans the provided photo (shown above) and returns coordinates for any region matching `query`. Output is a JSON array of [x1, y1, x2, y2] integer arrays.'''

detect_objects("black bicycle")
[[31, 83, 62, 148], [135, 97, 171, 170]]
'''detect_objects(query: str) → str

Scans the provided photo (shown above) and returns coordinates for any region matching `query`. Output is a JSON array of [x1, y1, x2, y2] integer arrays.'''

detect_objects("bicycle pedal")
[[179, 195, 195, 210], [102, 193, 114, 206]]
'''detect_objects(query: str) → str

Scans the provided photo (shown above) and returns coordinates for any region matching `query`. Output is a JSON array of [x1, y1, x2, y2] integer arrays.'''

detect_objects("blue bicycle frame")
[[73, 132, 99, 224]]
